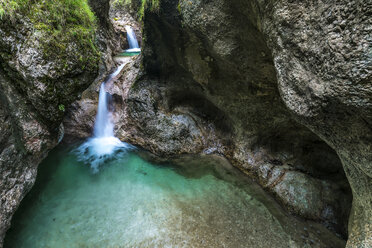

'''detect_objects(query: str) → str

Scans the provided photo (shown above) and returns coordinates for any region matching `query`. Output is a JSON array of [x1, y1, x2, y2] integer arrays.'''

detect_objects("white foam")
[[124, 48, 141, 53]]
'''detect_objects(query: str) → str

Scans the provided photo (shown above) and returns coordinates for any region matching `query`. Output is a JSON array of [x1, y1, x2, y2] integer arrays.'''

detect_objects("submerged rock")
[[4, 149, 347, 248]]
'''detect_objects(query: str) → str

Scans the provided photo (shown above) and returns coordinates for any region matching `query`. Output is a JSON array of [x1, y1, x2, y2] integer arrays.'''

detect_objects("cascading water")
[[125, 25, 141, 53], [93, 82, 114, 138], [93, 63, 124, 138], [75, 64, 132, 173]]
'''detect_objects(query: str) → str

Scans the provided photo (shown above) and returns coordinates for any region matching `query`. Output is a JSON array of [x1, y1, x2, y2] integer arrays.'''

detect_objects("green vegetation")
[[112, 0, 132, 7], [139, 0, 160, 19], [0, 0, 99, 67], [112, 0, 160, 20], [0, 0, 95, 24], [0, 0, 25, 19], [58, 104, 65, 112]]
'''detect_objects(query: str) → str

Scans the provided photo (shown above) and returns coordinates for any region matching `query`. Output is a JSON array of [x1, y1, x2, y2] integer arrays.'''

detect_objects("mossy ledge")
[[0, 0, 101, 125], [112, 0, 160, 20], [1, 0, 99, 67]]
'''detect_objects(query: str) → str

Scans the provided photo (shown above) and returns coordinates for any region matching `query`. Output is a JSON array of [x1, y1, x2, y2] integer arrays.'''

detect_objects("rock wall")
[[0, 0, 113, 245], [259, 1, 372, 246], [114, 0, 370, 246]]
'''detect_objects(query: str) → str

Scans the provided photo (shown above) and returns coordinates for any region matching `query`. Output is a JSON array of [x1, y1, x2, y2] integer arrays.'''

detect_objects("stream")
[[4, 145, 345, 248]]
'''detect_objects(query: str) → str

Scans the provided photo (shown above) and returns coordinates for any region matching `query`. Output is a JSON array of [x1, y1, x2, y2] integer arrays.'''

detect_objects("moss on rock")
[[0, 0, 101, 125], [111, 0, 160, 20], [1, 0, 99, 66]]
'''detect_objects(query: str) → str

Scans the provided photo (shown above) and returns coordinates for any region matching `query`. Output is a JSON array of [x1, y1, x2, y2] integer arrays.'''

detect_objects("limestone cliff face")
[[115, 0, 370, 246], [0, 0, 113, 245], [259, 2, 371, 246]]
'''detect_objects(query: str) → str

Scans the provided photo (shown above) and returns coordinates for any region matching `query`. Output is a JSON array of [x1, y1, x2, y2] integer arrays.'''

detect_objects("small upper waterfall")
[[75, 64, 132, 173], [125, 26, 141, 53]]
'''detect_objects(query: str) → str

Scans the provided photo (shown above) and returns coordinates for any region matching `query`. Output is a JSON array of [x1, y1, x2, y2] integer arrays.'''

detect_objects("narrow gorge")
[[0, 0, 371, 247]]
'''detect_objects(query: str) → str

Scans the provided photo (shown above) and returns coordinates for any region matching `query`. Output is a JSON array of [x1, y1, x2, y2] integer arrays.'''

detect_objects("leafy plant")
[[58, 104, 65, 112]]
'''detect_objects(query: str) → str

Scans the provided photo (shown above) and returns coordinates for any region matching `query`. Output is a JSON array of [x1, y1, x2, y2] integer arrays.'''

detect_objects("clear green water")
[[118, 51, 141, 57], [5, 145, 345, 248]]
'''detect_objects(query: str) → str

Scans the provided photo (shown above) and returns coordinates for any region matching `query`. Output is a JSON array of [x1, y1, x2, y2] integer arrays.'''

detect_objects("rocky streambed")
[[5, 144, 346, 248]]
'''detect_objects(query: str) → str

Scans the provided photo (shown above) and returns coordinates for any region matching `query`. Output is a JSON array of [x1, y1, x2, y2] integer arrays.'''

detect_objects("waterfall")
[[125, 26, 141, 53], [125, 26, 139, 49], [93, 82, 113, 137], [93, 63, 125, 137], [75, 64, 133, 173]]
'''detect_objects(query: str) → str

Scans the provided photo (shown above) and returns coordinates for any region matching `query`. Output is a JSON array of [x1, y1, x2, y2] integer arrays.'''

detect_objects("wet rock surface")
[[63, 56, 140, 141]]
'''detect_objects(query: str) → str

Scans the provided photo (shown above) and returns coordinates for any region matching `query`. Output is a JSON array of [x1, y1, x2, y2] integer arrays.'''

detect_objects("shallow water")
[[5, 145, 345, 248]]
